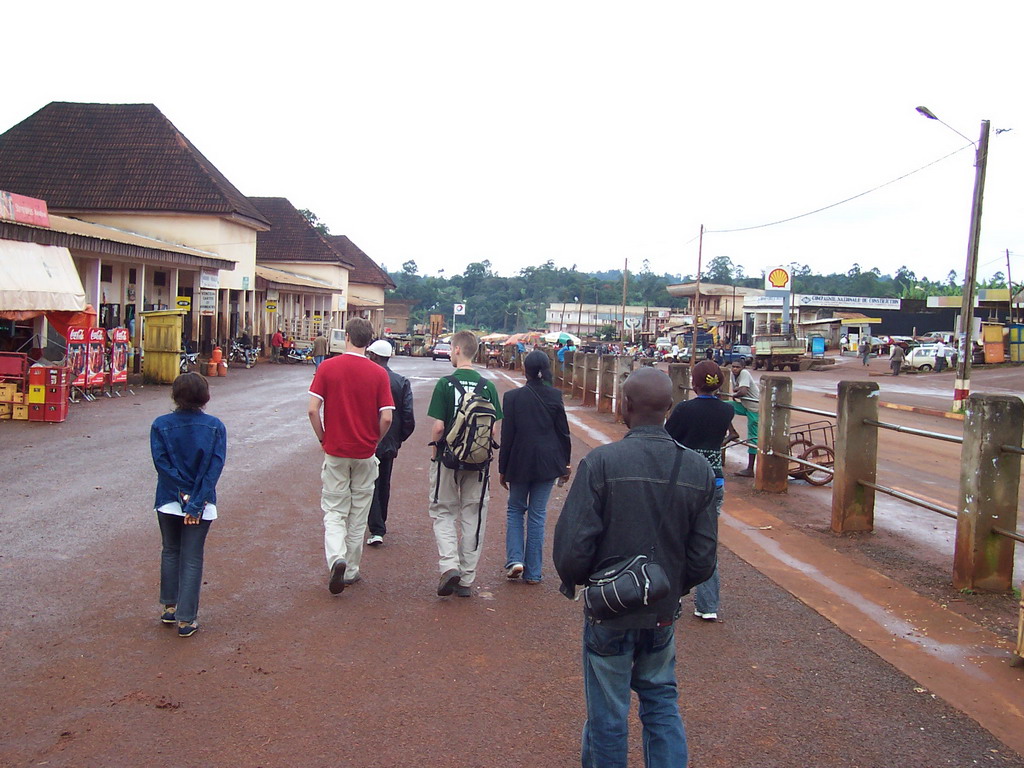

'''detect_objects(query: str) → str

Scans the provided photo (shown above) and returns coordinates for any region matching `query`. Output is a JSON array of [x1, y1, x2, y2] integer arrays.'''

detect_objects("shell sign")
[[765, 266, 792, 291]]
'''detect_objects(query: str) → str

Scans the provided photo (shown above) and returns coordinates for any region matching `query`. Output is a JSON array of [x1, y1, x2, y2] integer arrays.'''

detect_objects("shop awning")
[[255, 265, 336, 294], [0, 240, 86, 312]]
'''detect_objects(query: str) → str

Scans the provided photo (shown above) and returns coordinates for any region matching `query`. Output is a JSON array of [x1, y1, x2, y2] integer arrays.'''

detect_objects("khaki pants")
[[321, 454, 379, 578], [428, 460, 489, 586]]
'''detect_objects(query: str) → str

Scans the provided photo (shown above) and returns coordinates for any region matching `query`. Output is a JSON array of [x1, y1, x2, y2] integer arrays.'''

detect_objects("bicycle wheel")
[[787, 438, 813, 479]]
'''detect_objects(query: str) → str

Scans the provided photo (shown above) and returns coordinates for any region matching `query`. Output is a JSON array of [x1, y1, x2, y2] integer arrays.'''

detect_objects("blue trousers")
[[157, 512, 212, 624], [505, 479, 555, 582], [581, 620, 687, 768]]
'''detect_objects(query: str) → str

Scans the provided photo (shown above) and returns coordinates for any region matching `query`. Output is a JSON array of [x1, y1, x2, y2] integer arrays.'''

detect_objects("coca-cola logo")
[[112, 329, 130, 342], [68, 328, 86, 341], [88, 328, 106, 343]]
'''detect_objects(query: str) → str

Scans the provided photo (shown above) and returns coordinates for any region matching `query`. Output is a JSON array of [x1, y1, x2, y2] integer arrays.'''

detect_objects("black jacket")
[[498, 381, 571, 483], [376, 367, 415, 458], [552, 425, 718, 628]]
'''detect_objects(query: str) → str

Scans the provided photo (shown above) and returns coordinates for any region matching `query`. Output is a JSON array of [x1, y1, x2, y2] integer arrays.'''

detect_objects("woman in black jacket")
[[499, 351, 571, 584]]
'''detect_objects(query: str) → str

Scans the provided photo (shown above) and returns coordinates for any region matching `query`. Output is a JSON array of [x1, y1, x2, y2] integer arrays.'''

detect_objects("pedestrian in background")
[[666, 360, 733, 621], [312, 330, 329, 369], [498, 350, 571, 584], [861, 341, 871, 366], [308, 318, 394, 594], [889, 343, 905, 376], [150, 372, 227, 638], [728, 359, 760, 477], [365, 339, 415, 547], [270, 328, 284, 363], [553, 367, 717, 768], [934, 339, 948, 373]]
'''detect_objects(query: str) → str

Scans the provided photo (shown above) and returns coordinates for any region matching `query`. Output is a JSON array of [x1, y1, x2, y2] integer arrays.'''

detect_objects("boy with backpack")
[[427, 331, 503, 597]]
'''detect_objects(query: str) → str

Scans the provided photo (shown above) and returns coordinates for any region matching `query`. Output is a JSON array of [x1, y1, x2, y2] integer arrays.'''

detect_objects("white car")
[[905, 344, 941, 371]]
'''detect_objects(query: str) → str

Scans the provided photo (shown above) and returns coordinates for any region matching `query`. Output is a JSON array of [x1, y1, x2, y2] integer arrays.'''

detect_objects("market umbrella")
[[480, 332, 509, 342], [543, 331, 581, 346]]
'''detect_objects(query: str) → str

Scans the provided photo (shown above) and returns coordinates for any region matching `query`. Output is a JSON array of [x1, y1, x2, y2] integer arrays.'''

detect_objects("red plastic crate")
[[29, 367, 71, 387], [44, 385, 69, 404], [27, 404, 46, 422], [43, 401, 68, 423]]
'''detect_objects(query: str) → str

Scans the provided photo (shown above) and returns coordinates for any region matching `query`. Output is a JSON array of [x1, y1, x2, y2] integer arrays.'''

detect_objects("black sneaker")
[[329, 559, 348, 594], [437, 569, 460, 596], [178, 622, 198, 638], [161, 607, 176, 625], [455, 584, 472, 598]]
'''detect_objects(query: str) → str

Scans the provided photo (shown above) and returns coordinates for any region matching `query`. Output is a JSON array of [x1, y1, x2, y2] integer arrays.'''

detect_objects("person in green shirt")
[[427, 331, 503, 597]]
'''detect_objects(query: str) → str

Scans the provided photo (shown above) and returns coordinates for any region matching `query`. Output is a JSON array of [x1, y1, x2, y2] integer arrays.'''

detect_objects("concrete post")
[[830, 380, 879, 533], [953, 394, 1023, 592], [598, 355, 613, 414], [582, 353, 598, 407], [614, 355, 632, 422], [754, 375, 791, 493], [667, 363, 691, 406]]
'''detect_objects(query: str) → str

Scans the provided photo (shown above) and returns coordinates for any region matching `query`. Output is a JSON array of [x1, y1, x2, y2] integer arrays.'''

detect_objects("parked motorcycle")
[[179, 348, 199, 374], [229, 338, 259, 369], [284, 345, 314, 364]]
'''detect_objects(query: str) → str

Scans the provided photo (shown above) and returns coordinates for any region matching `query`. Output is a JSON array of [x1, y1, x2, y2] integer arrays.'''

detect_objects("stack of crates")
[[0, 352, 29, 421], [27, 367, 70, 423], [0, 381, 24, 421]]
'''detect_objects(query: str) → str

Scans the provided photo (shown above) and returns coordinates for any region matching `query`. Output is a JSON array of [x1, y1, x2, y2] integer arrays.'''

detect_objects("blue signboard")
[[810, 336, 826, 358]]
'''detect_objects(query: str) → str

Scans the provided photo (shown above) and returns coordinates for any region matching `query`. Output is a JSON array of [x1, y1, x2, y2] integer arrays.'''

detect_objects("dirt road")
[[0, 357, 1021, 767]]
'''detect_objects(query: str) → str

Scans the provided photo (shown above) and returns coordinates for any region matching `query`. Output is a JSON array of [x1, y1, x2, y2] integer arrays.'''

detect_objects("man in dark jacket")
[[365, 340, 415, 547], [553, 367, 717, 768]]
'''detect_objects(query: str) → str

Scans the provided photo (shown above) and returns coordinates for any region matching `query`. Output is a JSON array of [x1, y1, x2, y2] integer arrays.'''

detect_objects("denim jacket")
[[151, 409, 228, 519], [552, 425, 717, 628]]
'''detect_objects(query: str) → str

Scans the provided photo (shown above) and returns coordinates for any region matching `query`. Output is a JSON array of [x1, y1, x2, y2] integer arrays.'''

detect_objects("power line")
[[690, 142, 974, 239]]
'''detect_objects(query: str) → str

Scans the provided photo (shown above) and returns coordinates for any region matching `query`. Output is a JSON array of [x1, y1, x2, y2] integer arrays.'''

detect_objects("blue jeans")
[[694, 485, 724, 614], [157, 512, 212, 624], [505, 479, 555, 581], [581, 621, 687, 768]]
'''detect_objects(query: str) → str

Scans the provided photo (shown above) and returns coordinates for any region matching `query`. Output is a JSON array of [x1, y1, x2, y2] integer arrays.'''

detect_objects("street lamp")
[[916, 106, 991, 413]]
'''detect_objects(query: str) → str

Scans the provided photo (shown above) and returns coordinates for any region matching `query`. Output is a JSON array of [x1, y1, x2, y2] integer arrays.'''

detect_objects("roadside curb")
[[823, 392, 964, 421]]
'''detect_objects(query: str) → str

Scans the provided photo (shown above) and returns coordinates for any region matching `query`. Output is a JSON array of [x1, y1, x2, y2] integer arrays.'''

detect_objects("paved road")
[[0, 356, 1021, 767]]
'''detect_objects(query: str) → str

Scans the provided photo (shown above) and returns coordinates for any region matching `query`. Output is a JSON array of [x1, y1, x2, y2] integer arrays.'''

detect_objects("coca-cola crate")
[[43, 401, 68, 423], [44, 385, 69, 404]]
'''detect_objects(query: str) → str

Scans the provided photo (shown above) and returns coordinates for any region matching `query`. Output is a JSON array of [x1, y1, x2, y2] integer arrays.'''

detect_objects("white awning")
[[0, 240, 86, 311]]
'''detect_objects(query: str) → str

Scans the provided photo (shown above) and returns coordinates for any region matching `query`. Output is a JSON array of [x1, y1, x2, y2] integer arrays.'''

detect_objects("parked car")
[[905, 344, 940, 371], [718, 344, 753, 366], [431, 341, 452, 361]]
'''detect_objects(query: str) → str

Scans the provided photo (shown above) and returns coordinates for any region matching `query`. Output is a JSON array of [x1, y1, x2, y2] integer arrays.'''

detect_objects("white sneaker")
[[367, 535, 384, 546], [506, 563, 524, 579], [694, 611, 718, 621]]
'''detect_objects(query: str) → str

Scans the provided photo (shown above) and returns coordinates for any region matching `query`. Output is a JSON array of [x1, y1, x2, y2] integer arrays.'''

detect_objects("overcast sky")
[[3, 2, 1021, 285]]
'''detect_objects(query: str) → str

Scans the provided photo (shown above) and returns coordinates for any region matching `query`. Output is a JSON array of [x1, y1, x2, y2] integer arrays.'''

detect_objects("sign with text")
[[200, 270, 220, 290], [0, 190, 50, 227], [198, 289, 217, 317], [110, 328, 130, 384], [67, 326, 88, 387], [86, 327, 107, 387], [176, 295, 192, 310], [453, 303, 466, 316], [265, 300, 278, 313]]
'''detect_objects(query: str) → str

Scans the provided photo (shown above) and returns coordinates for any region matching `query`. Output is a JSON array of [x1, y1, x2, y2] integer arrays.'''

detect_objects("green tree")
[[298, 208, 330, 236]]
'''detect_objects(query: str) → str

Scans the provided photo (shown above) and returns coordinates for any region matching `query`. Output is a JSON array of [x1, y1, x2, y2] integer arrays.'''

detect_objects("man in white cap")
[[365, 339, 416, 546]]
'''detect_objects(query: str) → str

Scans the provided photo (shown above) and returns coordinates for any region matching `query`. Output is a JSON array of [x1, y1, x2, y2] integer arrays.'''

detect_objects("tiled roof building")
[[249, 197, 353, 267], [327, 235, 395, 289], [0, 102, 269, 228]]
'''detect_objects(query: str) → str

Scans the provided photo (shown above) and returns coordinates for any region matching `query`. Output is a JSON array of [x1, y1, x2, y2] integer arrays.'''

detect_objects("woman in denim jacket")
[[150, 373, 227, 638]]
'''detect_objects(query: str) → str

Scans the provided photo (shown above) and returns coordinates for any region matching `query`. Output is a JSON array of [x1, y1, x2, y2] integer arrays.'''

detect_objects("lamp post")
[[916, 107, 990, 413]]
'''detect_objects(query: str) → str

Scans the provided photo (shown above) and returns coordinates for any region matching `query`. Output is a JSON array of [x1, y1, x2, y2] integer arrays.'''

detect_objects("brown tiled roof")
[[0, 102, 270, 228], [249, 197, 353, 267], [327, 235, 395, 289]]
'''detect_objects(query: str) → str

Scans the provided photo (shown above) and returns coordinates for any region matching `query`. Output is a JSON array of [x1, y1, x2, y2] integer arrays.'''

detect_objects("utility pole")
[[953, 119, 990, 414], [621, 258, 628, 343], [692, 225, 704, 361], [1006, 248, 1014, 325]]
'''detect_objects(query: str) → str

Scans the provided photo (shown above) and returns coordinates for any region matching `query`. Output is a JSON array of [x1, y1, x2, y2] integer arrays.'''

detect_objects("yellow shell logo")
[[768, 268, 790, 288]]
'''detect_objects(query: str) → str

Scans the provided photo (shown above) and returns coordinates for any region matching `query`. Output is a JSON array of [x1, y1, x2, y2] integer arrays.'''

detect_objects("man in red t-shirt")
[[308, 318, 394, 594]]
